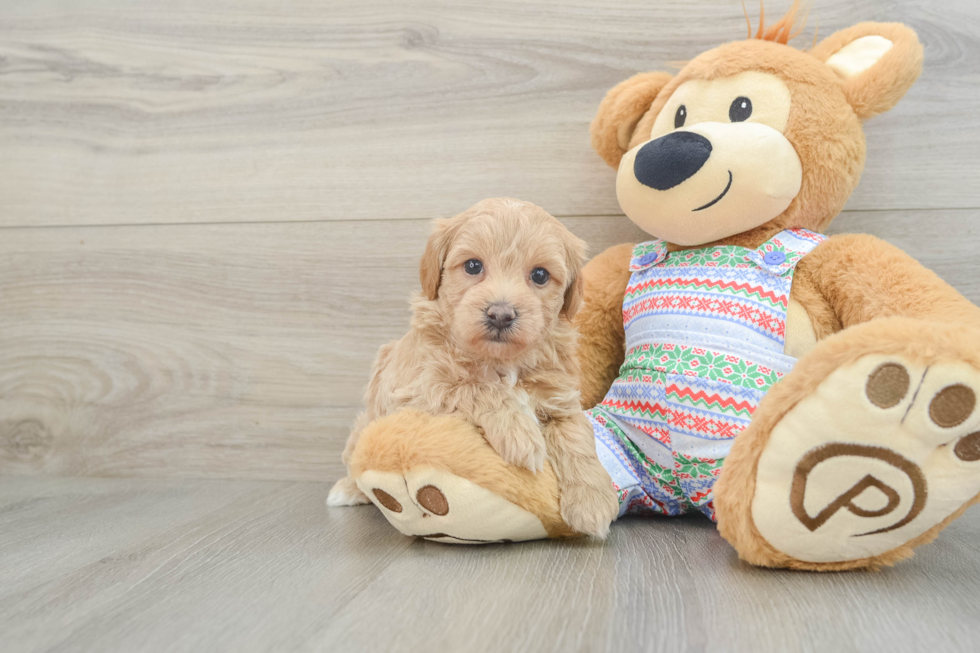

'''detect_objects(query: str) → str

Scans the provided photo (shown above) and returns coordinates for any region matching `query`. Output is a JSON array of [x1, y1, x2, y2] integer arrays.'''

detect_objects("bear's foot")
[[356, 467, 549, 543], [753, 354, 980, 565], [716, 320, 980, 570], [342, 409, 578, 544]]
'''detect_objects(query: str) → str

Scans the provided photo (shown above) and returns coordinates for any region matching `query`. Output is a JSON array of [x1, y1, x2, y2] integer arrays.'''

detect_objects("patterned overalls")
[[588, 228, 826, 520]]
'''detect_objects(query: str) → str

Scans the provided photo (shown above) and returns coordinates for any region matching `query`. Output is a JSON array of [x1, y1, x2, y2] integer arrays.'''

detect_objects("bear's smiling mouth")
[[692, 170, 733, 212]]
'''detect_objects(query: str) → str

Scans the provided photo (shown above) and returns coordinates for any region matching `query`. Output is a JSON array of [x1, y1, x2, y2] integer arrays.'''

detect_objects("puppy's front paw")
[[327, 476, 371, 506], [502, 436, 548, 474], [482, 413, 547, 473], [560, 480, 619, 539]]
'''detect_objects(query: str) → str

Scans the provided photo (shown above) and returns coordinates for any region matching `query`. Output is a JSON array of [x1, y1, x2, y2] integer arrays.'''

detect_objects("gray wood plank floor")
[[3, 0, 980, 650], [1, 476, 979, 653]]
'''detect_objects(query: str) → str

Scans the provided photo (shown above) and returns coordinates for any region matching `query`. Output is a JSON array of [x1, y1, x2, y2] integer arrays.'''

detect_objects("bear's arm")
[[574, 243, 634, 408], [796, 233, 980, 328]]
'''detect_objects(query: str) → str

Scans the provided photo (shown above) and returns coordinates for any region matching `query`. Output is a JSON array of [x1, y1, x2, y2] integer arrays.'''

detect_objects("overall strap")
[[629, 240, 668, 272], [746, 228, 827, 276]]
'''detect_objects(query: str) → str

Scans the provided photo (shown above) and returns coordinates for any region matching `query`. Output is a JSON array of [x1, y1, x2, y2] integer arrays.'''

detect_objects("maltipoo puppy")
[[328, 198, 619, 537]]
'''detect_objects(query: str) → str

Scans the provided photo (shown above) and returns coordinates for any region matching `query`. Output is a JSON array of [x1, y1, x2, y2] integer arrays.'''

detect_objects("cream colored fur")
[[328, 198, 618, 537]]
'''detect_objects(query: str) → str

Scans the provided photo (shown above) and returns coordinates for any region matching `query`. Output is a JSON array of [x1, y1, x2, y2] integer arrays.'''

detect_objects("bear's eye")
[[729, 96, 752, 122], [464, 259, 483, 275], [530, 268, 550, 285], [674, 105, 687, 129]]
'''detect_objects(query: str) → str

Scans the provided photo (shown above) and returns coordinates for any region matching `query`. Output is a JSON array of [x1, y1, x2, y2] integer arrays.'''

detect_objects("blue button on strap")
[[763, 251, 786, 265]]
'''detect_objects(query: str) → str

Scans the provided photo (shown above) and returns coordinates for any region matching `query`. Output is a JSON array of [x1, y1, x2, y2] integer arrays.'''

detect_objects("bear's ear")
[[810, 22, 923, 120], [590, 71, 674, 168]]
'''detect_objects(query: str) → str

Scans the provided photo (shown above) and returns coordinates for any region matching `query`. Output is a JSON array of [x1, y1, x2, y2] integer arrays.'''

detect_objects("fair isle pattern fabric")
[[590, 228, 826, 520]]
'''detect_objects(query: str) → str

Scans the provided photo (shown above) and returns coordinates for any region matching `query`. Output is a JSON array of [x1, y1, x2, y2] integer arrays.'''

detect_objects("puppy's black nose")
[[485, 302, 517, 330], [633, 131, 712, 191]]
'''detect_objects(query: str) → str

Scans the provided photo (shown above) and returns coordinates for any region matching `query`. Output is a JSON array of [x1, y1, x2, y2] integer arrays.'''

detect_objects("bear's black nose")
[[633, 131, 712, 191]]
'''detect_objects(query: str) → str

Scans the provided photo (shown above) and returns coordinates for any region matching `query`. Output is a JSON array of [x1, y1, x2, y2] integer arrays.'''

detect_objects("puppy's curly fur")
[[328, 198, 619, 537]]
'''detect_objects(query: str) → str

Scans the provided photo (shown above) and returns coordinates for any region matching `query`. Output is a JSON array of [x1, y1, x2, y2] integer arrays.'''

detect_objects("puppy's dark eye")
[[530, 268, 550, 285], [729, 96, 752, 122], [674, 105, 687, 129], [464, 259, 483, 275]]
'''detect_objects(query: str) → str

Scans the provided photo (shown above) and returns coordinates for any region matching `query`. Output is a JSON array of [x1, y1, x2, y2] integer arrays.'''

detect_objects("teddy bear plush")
[[337, 10, 980, 570]]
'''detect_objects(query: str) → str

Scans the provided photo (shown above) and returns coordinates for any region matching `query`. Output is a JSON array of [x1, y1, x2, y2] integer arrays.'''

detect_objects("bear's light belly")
[[785, 298, 817, 360]]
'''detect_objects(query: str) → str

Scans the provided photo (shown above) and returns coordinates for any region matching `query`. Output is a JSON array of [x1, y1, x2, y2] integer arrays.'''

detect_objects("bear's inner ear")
[[811, 22, 923, 120], [825, 35, 894, 78]]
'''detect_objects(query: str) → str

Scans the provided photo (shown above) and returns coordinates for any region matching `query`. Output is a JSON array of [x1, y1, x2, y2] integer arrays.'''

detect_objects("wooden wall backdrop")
[[2, 0, 979, 481]]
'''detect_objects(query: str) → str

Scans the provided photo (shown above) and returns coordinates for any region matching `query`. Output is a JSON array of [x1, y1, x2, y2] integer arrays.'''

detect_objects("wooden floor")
[[2, 476, 979, 652], [3, 0, 980, 651]]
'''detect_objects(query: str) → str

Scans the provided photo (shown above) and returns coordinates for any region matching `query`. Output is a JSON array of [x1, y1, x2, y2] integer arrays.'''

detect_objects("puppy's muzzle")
[[633, 131, 712, 191], [484, 302, 517, 334]]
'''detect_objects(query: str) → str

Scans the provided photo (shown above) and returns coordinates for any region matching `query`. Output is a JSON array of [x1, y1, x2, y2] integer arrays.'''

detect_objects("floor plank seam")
[[2, 206, 979, 231]]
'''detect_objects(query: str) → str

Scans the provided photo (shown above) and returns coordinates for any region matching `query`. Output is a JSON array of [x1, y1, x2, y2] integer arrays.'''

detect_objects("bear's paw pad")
[[752, 355, 980, 563], [355, 467, 549, 544]]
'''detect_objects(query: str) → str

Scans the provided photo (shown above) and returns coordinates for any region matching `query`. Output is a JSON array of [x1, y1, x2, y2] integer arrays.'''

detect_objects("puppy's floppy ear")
[[590, 71, 674, 168], [560, 231, 588, 320], [419, 216, 461, 300], [562, 274, 584, 321], [810, 22, 923, 120]]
